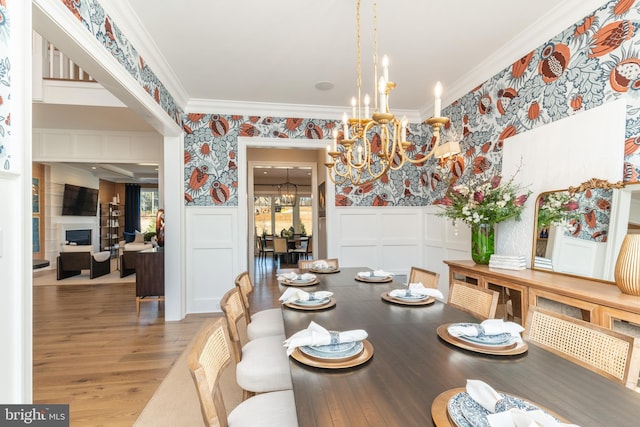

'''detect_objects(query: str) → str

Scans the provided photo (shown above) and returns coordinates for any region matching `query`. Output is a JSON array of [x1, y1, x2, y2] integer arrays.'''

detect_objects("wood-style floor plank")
[[32, 258, 286, 426]]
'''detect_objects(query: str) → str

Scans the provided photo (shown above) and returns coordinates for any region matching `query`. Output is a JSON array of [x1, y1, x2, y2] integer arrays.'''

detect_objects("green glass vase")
[[471, 222, 495, 264]]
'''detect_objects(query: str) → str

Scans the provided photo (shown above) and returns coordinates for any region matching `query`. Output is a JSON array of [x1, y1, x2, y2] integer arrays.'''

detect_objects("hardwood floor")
[[32, 258, 285, 426]]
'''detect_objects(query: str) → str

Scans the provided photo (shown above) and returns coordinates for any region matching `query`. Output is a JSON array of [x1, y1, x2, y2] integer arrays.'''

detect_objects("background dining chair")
[[188, 317, 298, 427], [220, 287, 293, 399], [447, 280, 499, 320], [408, 266, 439, 288], [289, 236, 311, 262], [272, 236, 291, 267], [297, 257, 339, 270], [234, 271, 285, 340], [525, 307, 640, 390]]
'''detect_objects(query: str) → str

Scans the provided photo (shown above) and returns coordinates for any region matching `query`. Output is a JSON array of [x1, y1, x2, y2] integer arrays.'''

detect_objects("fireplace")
[[66, 229, 92, 246]]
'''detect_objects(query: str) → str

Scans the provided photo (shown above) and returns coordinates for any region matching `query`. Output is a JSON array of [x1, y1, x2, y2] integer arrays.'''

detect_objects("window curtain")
[[125, 184, 141, 233]]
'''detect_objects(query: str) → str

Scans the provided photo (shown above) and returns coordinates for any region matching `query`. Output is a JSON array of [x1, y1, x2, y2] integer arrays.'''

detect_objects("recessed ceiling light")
[[314, 81, 335, 91]]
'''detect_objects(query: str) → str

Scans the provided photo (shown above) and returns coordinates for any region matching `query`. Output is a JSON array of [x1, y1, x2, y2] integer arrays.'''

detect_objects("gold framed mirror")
[[531, 178, 626, 282]]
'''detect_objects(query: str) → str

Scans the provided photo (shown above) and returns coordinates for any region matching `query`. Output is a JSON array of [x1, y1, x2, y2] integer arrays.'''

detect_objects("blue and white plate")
[[290, 276, 315, 284], [293, 297, 330, 306], [448, 392, 555, 427], [391, 292, 430, 301], [455, 332, 514, 347], [299, 340, 364, 360]]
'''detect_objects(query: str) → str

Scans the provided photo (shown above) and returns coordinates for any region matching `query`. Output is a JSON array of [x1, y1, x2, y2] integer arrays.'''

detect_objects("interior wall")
[[499, 98, 626, 266]]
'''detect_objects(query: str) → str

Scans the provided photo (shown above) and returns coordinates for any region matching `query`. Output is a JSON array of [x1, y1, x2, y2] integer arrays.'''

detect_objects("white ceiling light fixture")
[[325, 0, 454, 187]]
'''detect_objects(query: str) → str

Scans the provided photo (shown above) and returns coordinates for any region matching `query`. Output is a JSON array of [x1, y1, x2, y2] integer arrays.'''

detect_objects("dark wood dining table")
[[280, 267, 640, 427]]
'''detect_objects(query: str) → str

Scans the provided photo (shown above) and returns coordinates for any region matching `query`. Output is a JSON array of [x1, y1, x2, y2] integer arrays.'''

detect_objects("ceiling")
[[34, 0, 598, 183]]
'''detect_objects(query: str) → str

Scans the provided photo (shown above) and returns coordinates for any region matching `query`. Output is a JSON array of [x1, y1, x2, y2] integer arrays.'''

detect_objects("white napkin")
[[466, 379, 502, 413], [448, 319, 524, 343], [312, 260, 329, 269], [277, 272, 316, 282], [357, 269, 394, 278], [389, 282, 444, 299], [487, 408, 580, 427], [284, 321, 368, 356], [279, 288, 333, 304]]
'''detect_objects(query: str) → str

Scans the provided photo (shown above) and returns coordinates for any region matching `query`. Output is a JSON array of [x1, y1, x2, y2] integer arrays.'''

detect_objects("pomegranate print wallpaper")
[[0, 0, 10, 171], [184, 0, 640, 208]]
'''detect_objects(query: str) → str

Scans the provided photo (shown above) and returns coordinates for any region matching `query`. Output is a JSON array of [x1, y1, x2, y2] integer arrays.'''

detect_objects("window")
[[140, 188, 159, 235], [254, 195, 312, 237]]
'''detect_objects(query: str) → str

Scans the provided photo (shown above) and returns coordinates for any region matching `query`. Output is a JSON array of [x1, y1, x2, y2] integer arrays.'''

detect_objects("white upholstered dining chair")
[[220, 287, 293, 399], [234, 271, 285, 340], [188, 317, 298, 427]]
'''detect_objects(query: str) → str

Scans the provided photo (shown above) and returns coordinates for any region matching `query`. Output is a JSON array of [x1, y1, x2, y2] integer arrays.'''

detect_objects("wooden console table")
[[135, 248, 164, 315], [444, 259, 640, 330]]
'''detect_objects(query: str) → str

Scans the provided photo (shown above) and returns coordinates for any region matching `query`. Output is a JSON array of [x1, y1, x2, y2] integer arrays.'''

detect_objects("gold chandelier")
[[274, 169, 298, 207], [326, 0, 452, 186]]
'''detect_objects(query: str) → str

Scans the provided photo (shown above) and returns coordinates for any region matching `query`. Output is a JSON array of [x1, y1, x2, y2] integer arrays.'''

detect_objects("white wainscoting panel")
[[422, 206, 471, 297], [186, 207, 238, 313], [334, 207, 421, 275]]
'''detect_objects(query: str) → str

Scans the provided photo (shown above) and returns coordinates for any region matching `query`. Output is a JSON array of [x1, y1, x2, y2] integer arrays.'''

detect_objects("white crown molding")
[[97, 0, 190, 109], [418, 0, 607, 119], [186, 98, 422, 123]]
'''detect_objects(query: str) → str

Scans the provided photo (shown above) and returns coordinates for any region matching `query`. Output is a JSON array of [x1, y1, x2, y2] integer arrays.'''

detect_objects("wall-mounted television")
[[61, 184, 99, 216]]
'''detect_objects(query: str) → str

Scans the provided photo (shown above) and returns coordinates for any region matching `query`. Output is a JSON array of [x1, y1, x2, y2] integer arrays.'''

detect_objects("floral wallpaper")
[[0, 0, 10, 171], [59, 0, 183, 126], [570, 187, 614, 242], [183, 0, 640, 208]]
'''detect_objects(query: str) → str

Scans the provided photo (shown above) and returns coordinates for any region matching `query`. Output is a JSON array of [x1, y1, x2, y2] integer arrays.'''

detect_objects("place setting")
[[431, 379, 576, 427], [381, 282, 444, 306], [277, 271, 319, 287], [436, 319, 527, 356], [279, 288, 336, 311], [284, 321, 373, 369], [355, 269, 394, 283], [308, 260, 340, 274]]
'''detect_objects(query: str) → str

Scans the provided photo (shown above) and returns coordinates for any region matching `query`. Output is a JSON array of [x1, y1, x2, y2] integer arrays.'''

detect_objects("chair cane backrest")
[[273, 237, 289, 254], [408, 266, 439, 288], [188, 317, 233, 427], [448, 280, 499, 320], [525, 307, 640, 389], [220, 287, 249, 362], [298, 258, 339, 270], [234, 271, 253, 312]]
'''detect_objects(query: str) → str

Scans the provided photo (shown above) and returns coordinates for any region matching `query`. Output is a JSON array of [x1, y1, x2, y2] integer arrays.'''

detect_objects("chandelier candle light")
[[326, 0, 451, 186]]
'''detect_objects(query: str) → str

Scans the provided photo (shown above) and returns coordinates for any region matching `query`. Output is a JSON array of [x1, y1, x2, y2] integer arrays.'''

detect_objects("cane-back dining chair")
[[220, 287, 292, 399], [234, 271, 285, 340], [525, 307, 640, 390], [408, 266, 440, 288], [188, 317, 298, 427], [447, 280, 499, 320]]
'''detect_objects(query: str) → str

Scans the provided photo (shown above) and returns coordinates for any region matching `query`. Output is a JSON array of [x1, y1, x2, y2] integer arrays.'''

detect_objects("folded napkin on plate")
[[277, 272, 316, 282], [357, 270, 394, 278], [467, 379, 502, 413], [487, 408, 580, 427], [312, 260, 329, 269], [279, 288, 333, 304], [448, 319, 524, 342], [389, 283, 444, 299], [284, 321, 368, 356]]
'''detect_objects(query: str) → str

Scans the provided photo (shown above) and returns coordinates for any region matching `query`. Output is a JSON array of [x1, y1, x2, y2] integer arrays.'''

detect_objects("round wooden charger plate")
[[355, 275, 393, 283], [279, 278, 320, 287], [431, 387, 570, 427], [283, 297, 336, 311], [436, 324, 528, 356], [290, 340, 374, 369], [381, 292, 436, 306], [309, 268, 340, 274]]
